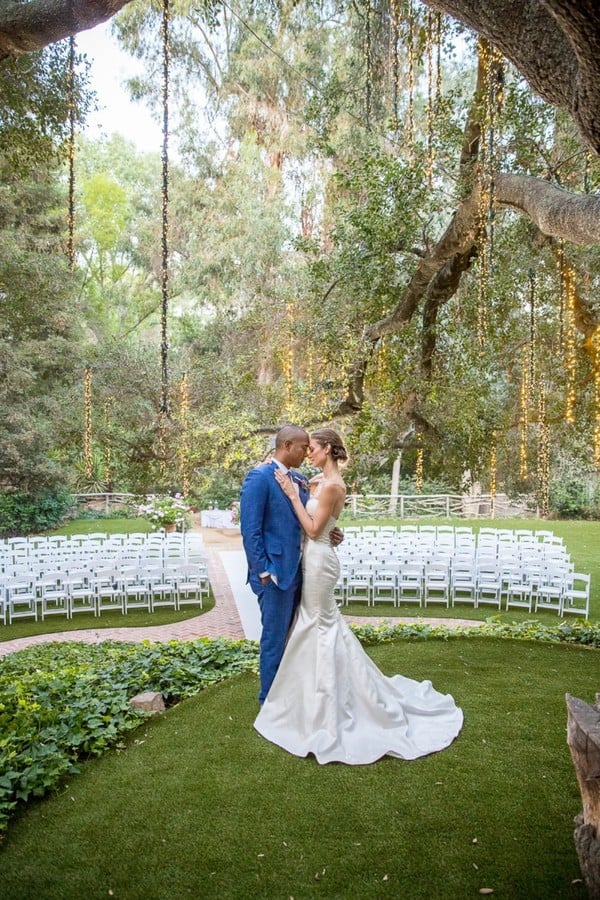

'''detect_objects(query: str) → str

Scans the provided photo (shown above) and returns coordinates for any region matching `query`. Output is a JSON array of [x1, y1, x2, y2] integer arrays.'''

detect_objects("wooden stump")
[[566, 693, 600, 898]]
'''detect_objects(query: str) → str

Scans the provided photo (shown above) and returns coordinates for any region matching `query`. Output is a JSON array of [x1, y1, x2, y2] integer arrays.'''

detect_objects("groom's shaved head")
[[275, 425, 309, 448]]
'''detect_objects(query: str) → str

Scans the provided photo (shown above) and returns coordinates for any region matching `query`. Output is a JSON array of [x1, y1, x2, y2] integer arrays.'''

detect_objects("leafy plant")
[[0, 490, 72, 538], [0, 638, 259, 832]]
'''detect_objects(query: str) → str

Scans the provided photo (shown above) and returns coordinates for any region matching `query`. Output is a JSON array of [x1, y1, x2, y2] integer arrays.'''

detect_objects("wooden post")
[[566, 693, 600, 898]]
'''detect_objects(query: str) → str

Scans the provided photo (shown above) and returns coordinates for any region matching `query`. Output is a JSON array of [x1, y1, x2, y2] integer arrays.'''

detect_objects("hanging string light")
[[103, 397, 113, 488], [489, 440, 497, 516], [528, 268, 537, 396], [84, 366, 93, 480], [405, 0, 415, 149], [159, 0, 171, 417], [425, 8, 435, 186], [476, 40, 503, 347], [178, 372, 191, 496], [415, 435, 424, 494], [363, 0, 372, 129], [389, 0, 401, 132], [556, 240, 565, 349], [563, 262, 577, 424], [537, 386, 550, 517], [593, 326, 600, 469], [66, 35, 76, 271], [435, 12, 443, 104], [519, 345, 529, 480], [283, 300, 295, 414]]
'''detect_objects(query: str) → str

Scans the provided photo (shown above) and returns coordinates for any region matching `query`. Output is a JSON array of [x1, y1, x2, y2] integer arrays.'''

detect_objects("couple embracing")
[[240, 424, 463, 766]]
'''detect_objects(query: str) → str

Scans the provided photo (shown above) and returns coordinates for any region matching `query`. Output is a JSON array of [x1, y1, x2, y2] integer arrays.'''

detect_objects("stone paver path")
[[0, 526, 481, 659]]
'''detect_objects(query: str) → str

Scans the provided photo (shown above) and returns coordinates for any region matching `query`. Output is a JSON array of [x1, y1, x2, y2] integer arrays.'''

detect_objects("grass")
[[0, 637, 595, 898]]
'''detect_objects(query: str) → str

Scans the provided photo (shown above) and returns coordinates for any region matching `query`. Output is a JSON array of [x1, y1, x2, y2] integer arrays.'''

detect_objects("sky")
[[75, 22, 163, 153]]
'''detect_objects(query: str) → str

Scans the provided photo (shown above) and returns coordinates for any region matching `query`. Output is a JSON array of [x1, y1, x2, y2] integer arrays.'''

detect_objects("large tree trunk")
[[0, 0, 132, 58], [421, 0, 600, 154], [566, 693, 600, 898]]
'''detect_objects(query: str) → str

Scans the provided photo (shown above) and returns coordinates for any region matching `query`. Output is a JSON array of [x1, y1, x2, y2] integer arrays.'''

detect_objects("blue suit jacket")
[[240, 460, 309, 593]]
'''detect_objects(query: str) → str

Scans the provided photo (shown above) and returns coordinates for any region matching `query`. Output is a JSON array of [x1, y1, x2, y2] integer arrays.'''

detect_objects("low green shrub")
[[0, 490, 72, 538], [0, 638, 259, 832]]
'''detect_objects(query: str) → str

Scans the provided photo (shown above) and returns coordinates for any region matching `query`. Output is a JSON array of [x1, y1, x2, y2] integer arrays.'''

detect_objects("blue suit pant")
[[256, 567, 302, 705]]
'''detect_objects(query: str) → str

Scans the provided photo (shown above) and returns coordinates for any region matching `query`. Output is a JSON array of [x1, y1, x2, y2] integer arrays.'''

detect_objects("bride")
[[254, 427, 463, 765]]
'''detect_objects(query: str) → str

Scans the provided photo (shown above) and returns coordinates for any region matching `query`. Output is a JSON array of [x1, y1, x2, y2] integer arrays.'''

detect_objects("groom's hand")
[[329, 526, 344, 547]]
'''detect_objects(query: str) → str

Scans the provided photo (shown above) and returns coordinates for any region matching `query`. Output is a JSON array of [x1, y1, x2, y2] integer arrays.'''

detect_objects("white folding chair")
[[423, 563, 450, 607], [63, 569, 97, 616], [170, 563, 208, 608], [397, 565, 423, 606], [476, 564, 502, 609], [38, 571, 70, 619], [451, 563, 477, 608], [345, 566, 373, 606], [121, 566, 153, 613], [371, 568, 398, 606], [5, 576, 38, 623], [561, 573, 591, 617], [146, 566, 178, 610], [94, 568, 125, 614]]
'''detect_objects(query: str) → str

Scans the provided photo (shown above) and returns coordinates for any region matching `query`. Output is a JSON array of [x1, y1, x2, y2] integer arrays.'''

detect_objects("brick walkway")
[[0, 527, 481, 659]]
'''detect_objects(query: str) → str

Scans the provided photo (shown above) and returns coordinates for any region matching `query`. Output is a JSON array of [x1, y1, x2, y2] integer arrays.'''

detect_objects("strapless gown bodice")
[[254, 499, 463, 765]]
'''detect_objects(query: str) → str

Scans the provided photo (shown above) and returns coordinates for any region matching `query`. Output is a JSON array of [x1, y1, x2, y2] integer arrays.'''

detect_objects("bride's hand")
[[274, 468, 296, 498]]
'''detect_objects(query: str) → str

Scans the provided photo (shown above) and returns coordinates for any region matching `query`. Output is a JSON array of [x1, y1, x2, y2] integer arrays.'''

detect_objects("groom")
[[240, 424, 342, 705]]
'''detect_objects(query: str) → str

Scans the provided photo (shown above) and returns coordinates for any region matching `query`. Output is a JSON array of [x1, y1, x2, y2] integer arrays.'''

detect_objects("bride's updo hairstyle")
[[311, 428, 349, 464]]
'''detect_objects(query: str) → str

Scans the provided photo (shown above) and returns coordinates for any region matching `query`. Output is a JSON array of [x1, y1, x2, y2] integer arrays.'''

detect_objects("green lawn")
[[0, 638, 595, 899]]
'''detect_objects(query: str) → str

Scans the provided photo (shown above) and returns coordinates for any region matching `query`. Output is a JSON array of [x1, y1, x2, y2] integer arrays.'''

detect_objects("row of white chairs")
[[342, 524, 564, 543], [337, 560, 590, 617], [0, 561, 210, 625], [1, 532, 207, 577]]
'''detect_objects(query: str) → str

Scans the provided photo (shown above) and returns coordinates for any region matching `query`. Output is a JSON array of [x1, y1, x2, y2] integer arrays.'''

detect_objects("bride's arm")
[[275, 471, 340, 539]]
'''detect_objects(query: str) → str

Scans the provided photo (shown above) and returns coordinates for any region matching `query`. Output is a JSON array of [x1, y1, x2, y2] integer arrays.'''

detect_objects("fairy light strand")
[[405, 0, 415, 148], [178, 372, 191, 496], [537, 387, 550, 517], [563, 263, 577, 424], [159, 0, 171, 416], [593, 327, 600, 469], [415, 435, 424, 493], [363, 0, 372, 129], [389, 0, 400, 132], [84, 366, 93, 480], [103, 397, 113, 488], [66, 35, 76, 270], [519, 345, 529, 480], [489, 441, 497, 516], [425, 8, 435, 186]]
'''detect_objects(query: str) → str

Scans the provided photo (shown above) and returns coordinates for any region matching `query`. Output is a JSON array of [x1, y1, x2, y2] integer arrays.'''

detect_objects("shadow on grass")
[[0, 638, 593, 899]]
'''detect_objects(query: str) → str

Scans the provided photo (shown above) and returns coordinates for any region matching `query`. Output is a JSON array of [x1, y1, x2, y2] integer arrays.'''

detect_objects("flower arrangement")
[[137, 493, 191, 529], [230, 501, 240, 525]]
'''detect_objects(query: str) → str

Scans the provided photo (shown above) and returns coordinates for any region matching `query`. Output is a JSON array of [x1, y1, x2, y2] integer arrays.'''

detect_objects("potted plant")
[[137, 494, 191, 532]]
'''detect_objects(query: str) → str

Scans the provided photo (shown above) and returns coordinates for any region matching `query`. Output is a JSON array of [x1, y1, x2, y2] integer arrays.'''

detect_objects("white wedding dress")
[[254, 499, 463, 765]]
